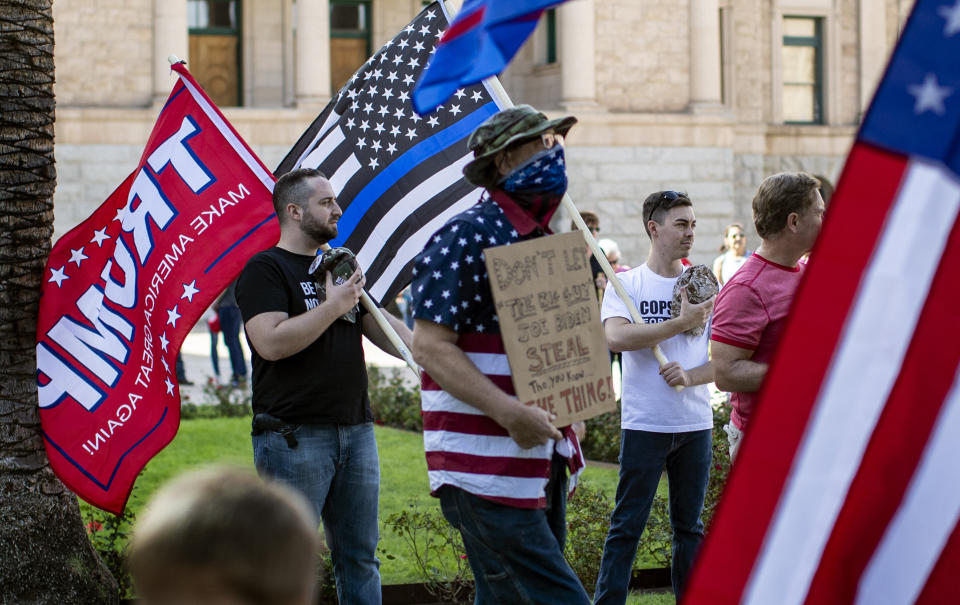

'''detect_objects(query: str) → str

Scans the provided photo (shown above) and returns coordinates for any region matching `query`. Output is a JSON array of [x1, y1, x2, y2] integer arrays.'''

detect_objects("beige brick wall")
[[594, 0, 690, 112], [53, 0, 153, 107], [729, 0, 771, 123], [244, 0, 286, 106], [836, 0, 862, 124], [373, 0, 422, 48]]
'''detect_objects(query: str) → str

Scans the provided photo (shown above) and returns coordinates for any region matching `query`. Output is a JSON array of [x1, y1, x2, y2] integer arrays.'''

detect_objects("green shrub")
[[81, 493, 138, 599], [581, 404, 622, 463], [704, 397, 732, 529], [181, 378, 252, 420], [565, 480, 612, 590], [368, 365, 422, 432], [382, 499, 473, 603]]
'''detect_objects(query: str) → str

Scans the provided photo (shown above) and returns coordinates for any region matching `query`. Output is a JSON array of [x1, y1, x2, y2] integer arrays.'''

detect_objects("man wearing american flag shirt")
[[411, 105, 590, 605]]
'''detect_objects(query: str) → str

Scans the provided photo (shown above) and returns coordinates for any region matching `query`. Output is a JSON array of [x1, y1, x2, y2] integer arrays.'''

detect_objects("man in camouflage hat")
[[411, 105, 590, 604]]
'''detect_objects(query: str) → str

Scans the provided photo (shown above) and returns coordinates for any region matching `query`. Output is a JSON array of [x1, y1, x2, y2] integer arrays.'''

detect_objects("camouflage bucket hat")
[[462, 104, 577, 187]]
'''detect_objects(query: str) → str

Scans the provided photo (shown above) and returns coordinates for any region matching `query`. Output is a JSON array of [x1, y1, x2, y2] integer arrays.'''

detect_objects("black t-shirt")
[[236, 247, 371, 425]]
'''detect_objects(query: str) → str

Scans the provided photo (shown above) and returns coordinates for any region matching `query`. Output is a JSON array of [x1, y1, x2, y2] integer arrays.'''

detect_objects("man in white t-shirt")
[[593, 191, 715, 605]]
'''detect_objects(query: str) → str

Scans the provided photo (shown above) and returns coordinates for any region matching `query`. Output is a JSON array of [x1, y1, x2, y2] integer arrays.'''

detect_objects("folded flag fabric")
[[36, 63, 279, 513], [412, 0, 567, 115], [277, 1, 506, 304]]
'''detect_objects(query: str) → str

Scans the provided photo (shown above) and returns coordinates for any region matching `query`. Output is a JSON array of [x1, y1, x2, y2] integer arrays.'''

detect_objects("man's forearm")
[[715, 358, 768, 392], [686, 361, 714, 386], [252, 302, 344, 361], [607, 318, 689, 352]]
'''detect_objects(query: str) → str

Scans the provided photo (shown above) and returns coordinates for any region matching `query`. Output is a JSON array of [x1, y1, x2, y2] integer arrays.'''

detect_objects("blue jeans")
[[208, 326, 221, 378], [594, 429, 712, 604], [253, 422, 381, 605], [218, 305, 247, 380], [438, 456, 590, 605]]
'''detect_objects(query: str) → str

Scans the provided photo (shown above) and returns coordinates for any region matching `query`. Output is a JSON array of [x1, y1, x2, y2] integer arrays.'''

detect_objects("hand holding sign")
[[499, 402, 564, 448]]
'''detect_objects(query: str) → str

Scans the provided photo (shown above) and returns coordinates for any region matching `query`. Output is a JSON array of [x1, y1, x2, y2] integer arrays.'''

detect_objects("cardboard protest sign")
[[484, 232, 616, 426]]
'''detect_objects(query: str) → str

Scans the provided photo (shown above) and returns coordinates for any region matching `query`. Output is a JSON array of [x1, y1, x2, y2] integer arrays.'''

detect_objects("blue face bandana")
[[500, 145, 568, 197]]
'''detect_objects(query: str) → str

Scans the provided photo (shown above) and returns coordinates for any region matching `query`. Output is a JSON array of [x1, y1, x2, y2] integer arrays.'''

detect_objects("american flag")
[[276, 1, 504, 304], [685, 1, 960, 603]]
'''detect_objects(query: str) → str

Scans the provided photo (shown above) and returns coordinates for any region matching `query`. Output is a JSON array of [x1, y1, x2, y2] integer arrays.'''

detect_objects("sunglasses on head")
[[646, 190, 684, 222]]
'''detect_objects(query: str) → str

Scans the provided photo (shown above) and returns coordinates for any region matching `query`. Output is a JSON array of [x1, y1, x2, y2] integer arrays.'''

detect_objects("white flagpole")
[[430, 13, 681, 388]]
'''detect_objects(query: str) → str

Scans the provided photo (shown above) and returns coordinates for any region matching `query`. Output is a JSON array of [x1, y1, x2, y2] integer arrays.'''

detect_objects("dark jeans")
[[438, 456, 590, 605], [594, 429, 712, 604], [209, 326, 221, 378], [218, 305, 246, 380], [253, 423, 381, 605]]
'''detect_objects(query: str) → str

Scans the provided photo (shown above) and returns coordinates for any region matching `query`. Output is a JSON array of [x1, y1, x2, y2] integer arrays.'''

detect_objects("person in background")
[[712, 223, 750, 287], [711, 172, 825, 460], [593, 190, 715, 604], [215, 279, 248, 388], [175, 352, 193, 386], [598, 238, 630, 273], [128, 467, 320, 605], [206, 307, 222, 383], [573, 211, 607, 293]]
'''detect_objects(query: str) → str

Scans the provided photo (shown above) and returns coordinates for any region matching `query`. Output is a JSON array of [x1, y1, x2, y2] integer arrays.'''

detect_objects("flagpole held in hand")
[[319, 244, 420, 378], [473, 64, 682, 390]]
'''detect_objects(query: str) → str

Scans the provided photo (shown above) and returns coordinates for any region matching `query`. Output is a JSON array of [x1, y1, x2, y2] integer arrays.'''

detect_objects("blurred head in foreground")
[[128, 467, 319, 605]]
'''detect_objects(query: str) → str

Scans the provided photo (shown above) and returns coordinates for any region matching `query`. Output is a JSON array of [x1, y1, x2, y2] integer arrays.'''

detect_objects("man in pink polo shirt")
[[711, 172, 825, 460]]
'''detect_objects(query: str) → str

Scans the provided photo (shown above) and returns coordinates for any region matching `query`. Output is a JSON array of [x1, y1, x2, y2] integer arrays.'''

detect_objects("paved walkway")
[[176, 324, 415, 405]]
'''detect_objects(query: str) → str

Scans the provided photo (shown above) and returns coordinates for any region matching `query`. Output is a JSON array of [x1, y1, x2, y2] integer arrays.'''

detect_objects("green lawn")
[[82, 416, 669, 593]]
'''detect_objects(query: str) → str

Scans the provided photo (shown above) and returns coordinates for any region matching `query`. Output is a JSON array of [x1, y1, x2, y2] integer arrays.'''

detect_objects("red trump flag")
[[36, 63, 279, 513]]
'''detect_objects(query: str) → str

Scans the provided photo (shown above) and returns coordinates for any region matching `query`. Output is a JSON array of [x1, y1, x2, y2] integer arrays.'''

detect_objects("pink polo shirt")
[[711, 253, 805, 430]]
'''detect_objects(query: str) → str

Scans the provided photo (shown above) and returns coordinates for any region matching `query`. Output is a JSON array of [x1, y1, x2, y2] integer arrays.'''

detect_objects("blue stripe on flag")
[[205, 214, 278, 273], [330, 101, 498, 246]]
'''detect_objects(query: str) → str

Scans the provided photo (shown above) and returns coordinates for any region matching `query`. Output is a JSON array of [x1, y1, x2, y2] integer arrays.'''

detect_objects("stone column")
[[689, 0, 723, 109], [153, 0, 188, 105], [859, 0, 887, 116], [296, 0, 331, 108], [559, 0, 597, 110]]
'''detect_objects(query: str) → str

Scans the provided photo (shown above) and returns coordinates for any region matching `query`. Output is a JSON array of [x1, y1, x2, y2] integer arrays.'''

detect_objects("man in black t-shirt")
[[236, 167, 411, 605]]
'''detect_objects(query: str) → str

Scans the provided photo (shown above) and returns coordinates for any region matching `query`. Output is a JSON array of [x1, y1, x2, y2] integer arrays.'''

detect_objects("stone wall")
[[731, 0, 772, 123], [373, 0, 423, 49], [594, 0, 691, 113], [243, 0, 286, 106], [53, 0, 153, 107], [561, 145, 736, 268]]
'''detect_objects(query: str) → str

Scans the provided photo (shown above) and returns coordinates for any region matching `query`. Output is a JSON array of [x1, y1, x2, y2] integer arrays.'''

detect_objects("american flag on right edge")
[[685, 1, 960, 604]]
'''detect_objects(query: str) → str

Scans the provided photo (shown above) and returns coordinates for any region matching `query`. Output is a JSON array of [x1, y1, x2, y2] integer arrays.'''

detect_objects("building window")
[[330, 1, 372, 91], [188, 0, 242, 106], [544, 8, 557, 64], [782, 16, 823, 124]]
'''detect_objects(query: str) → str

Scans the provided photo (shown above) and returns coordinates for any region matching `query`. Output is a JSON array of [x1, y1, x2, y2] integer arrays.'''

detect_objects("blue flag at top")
[[412, 0, 568, 115]]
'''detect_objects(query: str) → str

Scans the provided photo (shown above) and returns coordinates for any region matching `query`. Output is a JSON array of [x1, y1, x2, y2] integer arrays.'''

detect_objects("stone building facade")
[[52, 0, 912, 267]]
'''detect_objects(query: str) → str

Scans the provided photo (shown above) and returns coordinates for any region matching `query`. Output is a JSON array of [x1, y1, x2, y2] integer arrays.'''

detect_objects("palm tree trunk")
[[0, 0, 118, 601]]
